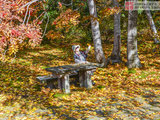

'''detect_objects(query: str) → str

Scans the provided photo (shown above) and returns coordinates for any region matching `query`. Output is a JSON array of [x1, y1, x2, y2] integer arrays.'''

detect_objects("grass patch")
[[97, 85, 105, 89], [139, 72, 148, 79], [128, 69, 137, 74]]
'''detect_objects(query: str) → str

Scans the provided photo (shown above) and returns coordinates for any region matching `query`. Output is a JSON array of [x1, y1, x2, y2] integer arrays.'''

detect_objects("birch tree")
[[144, 0, 159, 43], [127, 0, 142, 68], [110, 0, 121, 64], [88, 0, 106, 66]]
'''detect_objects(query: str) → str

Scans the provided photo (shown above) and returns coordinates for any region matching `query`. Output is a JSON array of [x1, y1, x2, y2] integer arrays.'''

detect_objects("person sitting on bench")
[[72, 44, 95, 85], [72, 44, 91, 64]]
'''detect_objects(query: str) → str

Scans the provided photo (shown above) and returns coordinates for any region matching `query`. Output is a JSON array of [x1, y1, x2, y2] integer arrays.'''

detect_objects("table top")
[[45, 62, 101, 75]]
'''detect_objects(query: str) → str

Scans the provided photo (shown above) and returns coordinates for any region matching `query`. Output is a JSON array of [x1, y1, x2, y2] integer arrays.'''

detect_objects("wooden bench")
[[37, 62, 100, 93], [36, 73, 79, 89]]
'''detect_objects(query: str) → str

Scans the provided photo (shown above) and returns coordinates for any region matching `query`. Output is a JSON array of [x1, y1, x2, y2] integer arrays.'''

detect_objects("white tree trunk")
[[111, 0, 121, 64], [144, 0, 159, 43], [127, 0, 142, 68], [88, 0, 106, 65]]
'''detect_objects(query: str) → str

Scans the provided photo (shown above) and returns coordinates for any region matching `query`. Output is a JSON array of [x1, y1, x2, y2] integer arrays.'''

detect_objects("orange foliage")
[[53, 9, 80, 30], [47, 9, 80, 40], [100, 6, 121, 18]]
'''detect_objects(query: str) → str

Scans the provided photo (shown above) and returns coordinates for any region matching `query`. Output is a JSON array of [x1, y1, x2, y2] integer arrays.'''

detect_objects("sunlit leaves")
[[0, 41, 160, 119], [54, 9, 80, 29], [100, 6, 121, 19]]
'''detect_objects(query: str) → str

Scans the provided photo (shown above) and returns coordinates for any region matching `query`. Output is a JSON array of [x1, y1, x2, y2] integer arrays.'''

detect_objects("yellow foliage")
[[8, 43, 19, 56]]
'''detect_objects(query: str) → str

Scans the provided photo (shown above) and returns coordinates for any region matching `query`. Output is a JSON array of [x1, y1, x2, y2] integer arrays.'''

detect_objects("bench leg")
[[47, 81, 54, 89], [79, 71, 92, 89], [85, 71, 93, 88], [58, 74, 70, 93], [58, 78, 62, 89], [79, 71, 85, 87]]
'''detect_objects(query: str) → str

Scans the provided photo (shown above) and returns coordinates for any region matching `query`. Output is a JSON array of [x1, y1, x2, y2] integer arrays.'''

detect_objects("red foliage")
[[37, 21, 43, 25], [58, 2, 62, 8], [0, 0, 42, 57], [53, 22, 56, 25], [11, 29, 21, 37]]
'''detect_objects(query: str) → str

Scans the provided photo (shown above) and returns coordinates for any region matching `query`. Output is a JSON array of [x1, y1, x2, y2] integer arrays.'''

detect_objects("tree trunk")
[[144, 0, 159, 43], [87, 0, 106, 66], [127, 0, 142, 68], [110, 0, 121, 64]]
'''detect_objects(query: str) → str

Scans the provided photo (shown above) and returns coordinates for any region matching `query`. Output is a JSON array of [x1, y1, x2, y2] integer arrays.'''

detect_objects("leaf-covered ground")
[[0, 40, 160, 120]]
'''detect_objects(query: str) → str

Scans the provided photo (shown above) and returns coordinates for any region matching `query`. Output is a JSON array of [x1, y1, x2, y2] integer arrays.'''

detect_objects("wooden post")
[[58, 78, 62, 89], [46, 81, 54, 89], [79, 70, 93, 89], [61, 74, 70, 93], [79, 71, 85, 87], [53, 74, 62, 90], [84, 71, 93, 89]]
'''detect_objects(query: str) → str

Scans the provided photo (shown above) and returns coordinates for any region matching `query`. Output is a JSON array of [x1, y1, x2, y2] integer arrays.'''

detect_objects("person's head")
[[72, 45, 80, 53]]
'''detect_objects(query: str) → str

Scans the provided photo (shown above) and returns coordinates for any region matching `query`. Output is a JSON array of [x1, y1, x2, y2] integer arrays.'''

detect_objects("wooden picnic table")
[[45, 62, 101, 93]]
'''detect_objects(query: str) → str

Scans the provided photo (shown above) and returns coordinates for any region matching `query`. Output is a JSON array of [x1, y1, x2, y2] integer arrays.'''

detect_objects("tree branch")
[[42, 12, 49, 38], [26, 10, 31, 24], [23, 5, 30, 24], [18, 0, 39, 11], [61, 2, 72, 6], [35, 11, 46, 22]]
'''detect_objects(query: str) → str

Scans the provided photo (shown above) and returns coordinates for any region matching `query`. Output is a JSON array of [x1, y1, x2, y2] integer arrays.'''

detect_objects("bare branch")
[[71, 0, 73, 9], [18, 0, 39, 11], [26, 10, 31, 24], [23, 5, 30, 24], [61, 3, 72, 6], [73, 7, 80, 11], [35, 11, 45, 22], [42, 12, 49, 38], [61, 0, 72, 6]]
